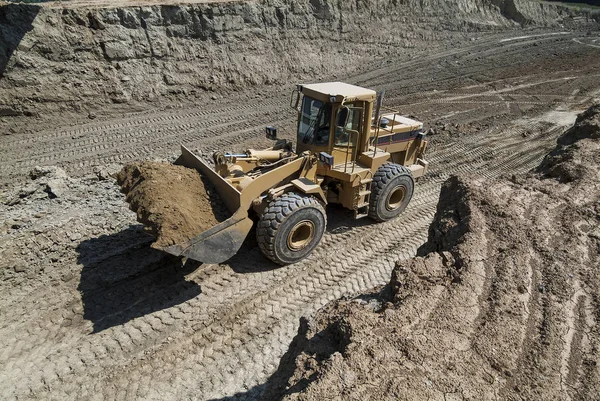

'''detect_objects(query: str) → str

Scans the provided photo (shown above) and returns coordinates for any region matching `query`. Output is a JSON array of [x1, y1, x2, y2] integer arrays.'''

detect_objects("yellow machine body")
[[156, 82, 429, 264]]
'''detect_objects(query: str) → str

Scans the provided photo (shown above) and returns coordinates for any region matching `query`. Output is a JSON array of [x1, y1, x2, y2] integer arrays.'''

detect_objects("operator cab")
[[293, 82, 377, 164]]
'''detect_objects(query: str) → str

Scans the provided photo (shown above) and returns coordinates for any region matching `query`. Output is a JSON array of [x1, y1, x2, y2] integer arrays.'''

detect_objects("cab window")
[[334, 103, 363, 147], [298, 96, 332, 146]]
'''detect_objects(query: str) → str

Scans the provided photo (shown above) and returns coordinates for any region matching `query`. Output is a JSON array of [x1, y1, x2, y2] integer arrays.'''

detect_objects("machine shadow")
[[77, 205, 376, 331], [324, 203, 373, 233], [0, 4, 40, 77], [77, 225, 203, 333], [226, 225, 281, 274]]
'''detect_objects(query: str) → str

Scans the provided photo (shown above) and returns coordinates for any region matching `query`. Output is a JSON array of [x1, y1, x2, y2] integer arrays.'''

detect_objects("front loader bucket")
[[156, 145, 253, 264], [174, 145, 241, 215], [158, 214, 253, 263]]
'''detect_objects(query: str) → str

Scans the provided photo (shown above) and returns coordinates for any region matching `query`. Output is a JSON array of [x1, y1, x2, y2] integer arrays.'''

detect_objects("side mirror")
[[336, 106, 349, 129], [290, 89, 301, 111]]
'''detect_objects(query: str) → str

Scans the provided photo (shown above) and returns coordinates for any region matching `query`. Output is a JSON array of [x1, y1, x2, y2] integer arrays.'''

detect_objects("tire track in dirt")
[[0, 111, 565, 400], [0, 101, 291, 174], [1, 32, 593, 185], [2, 31, 599, 401]]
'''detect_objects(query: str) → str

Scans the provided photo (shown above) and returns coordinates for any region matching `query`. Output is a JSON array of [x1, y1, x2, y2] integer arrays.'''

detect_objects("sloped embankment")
[[265, 104, 600, 400], [0, 0, 593, 118]]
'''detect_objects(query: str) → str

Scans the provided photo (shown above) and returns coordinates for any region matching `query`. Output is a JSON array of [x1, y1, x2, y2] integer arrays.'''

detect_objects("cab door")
[[331, 102, 365, 166]]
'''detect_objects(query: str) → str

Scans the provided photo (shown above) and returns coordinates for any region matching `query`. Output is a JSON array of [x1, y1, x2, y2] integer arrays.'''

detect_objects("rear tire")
[[257, 193, 326, 265], [369, 163, 414, 222]]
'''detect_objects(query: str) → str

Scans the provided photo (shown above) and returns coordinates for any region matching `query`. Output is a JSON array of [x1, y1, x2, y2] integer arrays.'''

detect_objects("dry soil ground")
[[264, 105, 600, 401], [1, 28, 600, 401]]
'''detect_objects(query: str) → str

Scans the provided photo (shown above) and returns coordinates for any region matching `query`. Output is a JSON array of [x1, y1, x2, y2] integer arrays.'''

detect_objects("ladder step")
[[360, 178, 373, 184], [354, 204, 369, 219], [358, 190, 371, 197]]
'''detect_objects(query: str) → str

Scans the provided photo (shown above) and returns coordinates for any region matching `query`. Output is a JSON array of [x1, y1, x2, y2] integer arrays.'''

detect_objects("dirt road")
[[1, 30, 600, 400]]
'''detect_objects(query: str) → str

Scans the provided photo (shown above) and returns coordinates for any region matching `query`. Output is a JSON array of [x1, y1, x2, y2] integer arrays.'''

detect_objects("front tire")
[[369, 163, 414, 222], [257, 193, 326, 265]]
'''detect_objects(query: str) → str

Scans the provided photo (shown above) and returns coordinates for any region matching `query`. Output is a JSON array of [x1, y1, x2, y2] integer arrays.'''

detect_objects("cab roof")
[[300, 82, 377, 103]]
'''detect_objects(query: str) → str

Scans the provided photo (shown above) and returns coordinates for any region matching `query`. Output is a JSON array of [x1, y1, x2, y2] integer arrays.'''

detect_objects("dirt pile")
[[536, 103, 600, 184], [264, 104, 600, 400], [116, 161, 230, 248], [3, 165, 73, 206]]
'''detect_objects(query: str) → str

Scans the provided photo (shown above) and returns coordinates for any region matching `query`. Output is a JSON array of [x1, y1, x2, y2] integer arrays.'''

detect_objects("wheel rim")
[[386, 185, 406, 211], [287, 220, 315, 251]]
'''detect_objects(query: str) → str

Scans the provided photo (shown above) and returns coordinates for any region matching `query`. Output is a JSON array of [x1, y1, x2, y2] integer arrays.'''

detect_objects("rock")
[[88, 112, 97, 119], [93, 164, 121, 181], [18, 183, 40, 198], [5, 197, 21, 206], [45, 178, 70, 199], [9, 220, 23, 229], [69, 232, 82, 241], [61, 271, 75, 282], [88, 12, 106, 30], [29, 166, 68, 181], [13, 261, 27, 273], [25, 166, 72, 198], [101, 41, 135, 61]]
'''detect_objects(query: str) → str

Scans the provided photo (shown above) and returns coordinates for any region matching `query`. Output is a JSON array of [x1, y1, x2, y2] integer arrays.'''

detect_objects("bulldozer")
[[161, 82, 429, 265]]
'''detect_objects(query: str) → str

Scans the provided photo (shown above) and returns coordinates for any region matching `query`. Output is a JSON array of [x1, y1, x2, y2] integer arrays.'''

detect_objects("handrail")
[[342, 129, 360, 173], [373, 116, 381, 157], [344, 131, 351, 173]]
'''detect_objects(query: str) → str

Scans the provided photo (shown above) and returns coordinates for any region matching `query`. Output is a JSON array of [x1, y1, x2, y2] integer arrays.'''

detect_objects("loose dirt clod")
[[264, 104, 600, 401], [116, 162, 230, 248]]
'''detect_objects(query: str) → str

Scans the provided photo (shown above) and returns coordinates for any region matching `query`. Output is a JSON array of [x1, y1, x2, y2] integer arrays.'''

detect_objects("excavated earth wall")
[[264, 104, 600, 400], [0, 0, 595, 118]]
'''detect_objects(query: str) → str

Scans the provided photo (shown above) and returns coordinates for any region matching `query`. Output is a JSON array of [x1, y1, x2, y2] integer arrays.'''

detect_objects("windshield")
[[298, 96, 332, 146]]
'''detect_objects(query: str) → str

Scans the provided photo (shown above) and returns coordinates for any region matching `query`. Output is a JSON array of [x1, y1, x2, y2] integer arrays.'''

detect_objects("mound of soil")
[[264, 104, 600, 400], [536, 103, 600, 184], [116, 162, 230, 248]]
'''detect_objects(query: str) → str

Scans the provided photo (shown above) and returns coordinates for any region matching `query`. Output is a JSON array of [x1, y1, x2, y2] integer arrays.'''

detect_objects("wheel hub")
[[287, 220, 315, 251], [386, 185, 406, 211]]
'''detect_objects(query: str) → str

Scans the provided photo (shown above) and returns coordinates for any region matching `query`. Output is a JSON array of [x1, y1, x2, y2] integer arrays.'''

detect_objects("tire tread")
[[257, 193, 326, 264], [368, 163, 414, 222]]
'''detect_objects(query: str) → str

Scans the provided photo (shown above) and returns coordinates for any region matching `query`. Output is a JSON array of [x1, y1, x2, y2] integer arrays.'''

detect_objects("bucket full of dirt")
[[116, 161, 231, 249], [116, 146, 254, 264]]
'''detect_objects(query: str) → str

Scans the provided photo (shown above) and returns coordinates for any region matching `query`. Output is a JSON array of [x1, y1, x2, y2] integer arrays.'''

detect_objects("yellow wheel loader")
[[162, 82, 429, 265]]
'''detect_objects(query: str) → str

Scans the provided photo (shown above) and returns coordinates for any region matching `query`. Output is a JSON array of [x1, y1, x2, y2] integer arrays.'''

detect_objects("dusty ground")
[[0, 3, 600, 401], [116, 161, 229, 248], [263, 105, 600, 401]]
